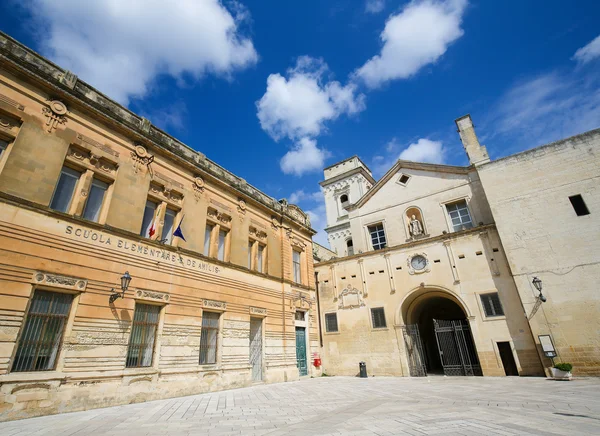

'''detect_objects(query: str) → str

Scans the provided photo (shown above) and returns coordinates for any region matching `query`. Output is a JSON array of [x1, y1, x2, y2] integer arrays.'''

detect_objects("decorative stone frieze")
[[249, 306, 267, 316], [249, 226, 267, 241], [193, 176, 205, 201], [338, 286, 365, 310], [135, 289, 170, 303], [75, 133, 119, 157], [131, 145, 154, 174], [67, 145, 118, 176], [42, 100, 68, 133], [202, 299, 226, 310], [149, 182, 183, 205], [33, 271, 87, 291], [207, 207, 232, 227], [58, 70, 78, 89], [154, 172, 184, 190]]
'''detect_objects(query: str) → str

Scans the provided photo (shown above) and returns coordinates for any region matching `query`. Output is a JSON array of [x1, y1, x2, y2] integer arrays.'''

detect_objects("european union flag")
[[173, 215, 186, 242]]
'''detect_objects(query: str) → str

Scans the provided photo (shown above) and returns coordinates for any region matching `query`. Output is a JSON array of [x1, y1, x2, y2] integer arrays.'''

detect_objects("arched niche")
[[346, 238, 354, 256], [405, 206, 427, 239]]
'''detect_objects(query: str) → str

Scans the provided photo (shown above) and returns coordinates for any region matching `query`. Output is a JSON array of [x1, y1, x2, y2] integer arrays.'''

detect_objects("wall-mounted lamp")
[[109, 271, 132, 303], [532, 276, 546, 303]]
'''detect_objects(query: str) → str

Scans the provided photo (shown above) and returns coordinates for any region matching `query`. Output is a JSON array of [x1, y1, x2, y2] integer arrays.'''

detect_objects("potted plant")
[[551, 363, 573, 380]]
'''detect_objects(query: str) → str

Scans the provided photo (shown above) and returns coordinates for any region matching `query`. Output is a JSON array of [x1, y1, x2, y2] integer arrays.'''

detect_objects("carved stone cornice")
[[249, 226, 267, 241], [207, 207, 232, 227], [203, 299, 226, 311], [149, 182, 183, 205], [32, 271, 87, 291]]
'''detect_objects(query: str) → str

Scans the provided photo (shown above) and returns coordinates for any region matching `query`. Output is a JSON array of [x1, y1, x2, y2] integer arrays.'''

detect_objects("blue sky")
[[2, 0, 599, 246]]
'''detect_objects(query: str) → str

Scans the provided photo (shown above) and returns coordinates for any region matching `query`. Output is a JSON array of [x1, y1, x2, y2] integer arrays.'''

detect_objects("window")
[[12, 291, 74, 372], [340, 194, 349, 208], [293, 250, 302, 283], [50, 166, 81, 213], [204, 224, 214, 256], [161, 208, 176, 242], [199, 311, 220, 365], [0, 138, 8, 159], [368, 223, 386, 250], [126, 303, 161, 368], [295, 311, 306, 321], [446, 200, 473, 232], [140, 200, 158, 237], [248, 241, 253, 269], [569, 194, 590, 216], [217, 229, 227, 261], [398, 174, 411, 185], [257, 244, 265, 273], [371, 307, 387, 328], [346, 239, 354, 256], [82, 178, 108, 222], [480, 293, 504, 317], [325, 313, 338, 332]]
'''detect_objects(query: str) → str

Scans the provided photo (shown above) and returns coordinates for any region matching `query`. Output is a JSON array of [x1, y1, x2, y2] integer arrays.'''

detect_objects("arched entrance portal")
[[401, 290, 482, 376]]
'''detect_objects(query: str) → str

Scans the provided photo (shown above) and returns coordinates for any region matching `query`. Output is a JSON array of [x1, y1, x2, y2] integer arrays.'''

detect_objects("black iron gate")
[[433, 319, 482, 376], [401, 324, 427, 377]]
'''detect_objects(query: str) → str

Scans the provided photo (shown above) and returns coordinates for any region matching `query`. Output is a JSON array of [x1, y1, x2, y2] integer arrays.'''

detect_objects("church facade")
[[316, 115, 600, 378], [0, 32, 319, 421]]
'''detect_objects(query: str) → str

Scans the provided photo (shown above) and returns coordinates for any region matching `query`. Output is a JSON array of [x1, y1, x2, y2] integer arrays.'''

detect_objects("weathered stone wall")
[[477, 129, 600, 376], [0, 34, 320, 421], [315, 227, 543, 378]]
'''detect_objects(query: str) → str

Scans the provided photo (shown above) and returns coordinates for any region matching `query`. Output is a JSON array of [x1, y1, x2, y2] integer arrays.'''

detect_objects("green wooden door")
[[295, 327, 308, 376]]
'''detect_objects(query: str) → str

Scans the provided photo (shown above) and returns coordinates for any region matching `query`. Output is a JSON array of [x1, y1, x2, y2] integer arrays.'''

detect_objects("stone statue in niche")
[[409, 215, 424, 237]]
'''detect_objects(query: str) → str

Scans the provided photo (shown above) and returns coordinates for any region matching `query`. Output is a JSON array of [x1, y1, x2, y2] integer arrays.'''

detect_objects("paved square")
[[1, 376, 600, 435]]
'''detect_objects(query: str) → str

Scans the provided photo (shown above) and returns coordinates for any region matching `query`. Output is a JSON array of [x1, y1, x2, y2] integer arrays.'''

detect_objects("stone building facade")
[[0, 32, 319, 421], [316, 115, 599, 379], [476, 128, 600, 376]]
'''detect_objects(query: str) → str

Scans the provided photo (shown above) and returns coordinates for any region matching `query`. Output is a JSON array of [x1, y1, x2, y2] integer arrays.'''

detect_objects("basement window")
[[569, 195, 590, 216]]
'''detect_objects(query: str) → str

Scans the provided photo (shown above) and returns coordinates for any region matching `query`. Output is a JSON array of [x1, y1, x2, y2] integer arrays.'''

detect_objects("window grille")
[[325, 313, 338, 332], [368, 223, 386, 250], [293, 250, 302, 283], [82, 178, 108, 222], [50, 166, 81, 213], [140, 200, 157, 237], [446, 200, 473, 232], [126, 303, 161, 368], [371, 307, 387, 328], [199, 312, 220, 365], [12, 291, 74, 372], [480, 293, 504, 317]]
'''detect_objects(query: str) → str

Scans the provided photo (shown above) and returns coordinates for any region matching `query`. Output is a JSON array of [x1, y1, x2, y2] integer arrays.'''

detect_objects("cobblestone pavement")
[[2, 376, 600, 435]]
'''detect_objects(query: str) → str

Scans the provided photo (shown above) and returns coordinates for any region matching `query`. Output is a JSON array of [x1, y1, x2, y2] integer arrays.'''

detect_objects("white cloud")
[[25, 0, 258, 104], [257, 56, 366, 141], [486, 71, 600, 153], [289, 189, 324, 204], [573, 34, 600, 64], [365, 0, 385, 14], [354, 0, 468, 88], [280, 137, 330, 176], [398, 138, 445, 163]]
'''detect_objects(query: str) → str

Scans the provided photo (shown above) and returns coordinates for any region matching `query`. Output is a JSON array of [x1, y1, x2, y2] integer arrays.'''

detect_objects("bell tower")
[[455, 114, 490, 166]]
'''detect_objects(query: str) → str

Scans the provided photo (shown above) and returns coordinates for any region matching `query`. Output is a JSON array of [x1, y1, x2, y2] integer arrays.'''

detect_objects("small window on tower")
[[340, 194, 349, 209], [398, 174, 411, 186], [569, 195, 590, 216]]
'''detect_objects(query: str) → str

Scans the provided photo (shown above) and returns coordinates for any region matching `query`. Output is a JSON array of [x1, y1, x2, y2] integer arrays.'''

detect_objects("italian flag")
[[148, 206, 160, 238]]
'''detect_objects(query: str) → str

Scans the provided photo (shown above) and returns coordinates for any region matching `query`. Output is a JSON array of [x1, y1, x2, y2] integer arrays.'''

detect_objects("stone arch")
[[395, 284, 472, 326], [404, 205, 427, 238]]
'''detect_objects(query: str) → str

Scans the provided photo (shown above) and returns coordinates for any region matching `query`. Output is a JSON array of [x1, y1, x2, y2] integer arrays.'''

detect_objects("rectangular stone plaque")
[[250, 307, 267, 316], [203, 299, 226, 310]]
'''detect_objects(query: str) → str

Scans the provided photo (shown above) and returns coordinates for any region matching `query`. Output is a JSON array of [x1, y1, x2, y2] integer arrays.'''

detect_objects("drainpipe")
[[315, 271, 323, 347]]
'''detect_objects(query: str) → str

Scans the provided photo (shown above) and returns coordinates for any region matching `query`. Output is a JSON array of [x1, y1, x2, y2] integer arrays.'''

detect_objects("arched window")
[[346, 238, 354, 256], [340, 194, 349, 208]]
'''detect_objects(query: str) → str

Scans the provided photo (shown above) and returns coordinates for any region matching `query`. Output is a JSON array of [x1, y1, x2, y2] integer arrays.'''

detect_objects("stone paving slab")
[[1, 376, 600, 435]]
